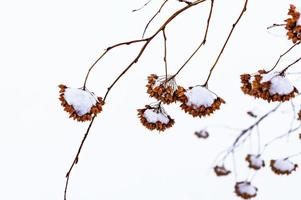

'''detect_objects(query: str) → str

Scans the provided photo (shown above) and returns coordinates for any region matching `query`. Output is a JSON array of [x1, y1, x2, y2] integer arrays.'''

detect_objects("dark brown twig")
[[203, 0, 248, 87], [142, 0, 169, 38], [64, 116, 96, 200], [280, 55, 301, 75], [83, 38, 149, 89], [103, 0, 206, 101], [178, 0, 192, 5], [172, 0, 214, 79], [163, 29, 168, 81], [132, 0, 152, 12], [267, 41, 301, 73], [267, 23, 285, 30]]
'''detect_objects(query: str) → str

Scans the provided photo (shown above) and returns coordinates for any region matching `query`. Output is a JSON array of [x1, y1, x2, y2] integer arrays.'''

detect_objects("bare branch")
[[172, 0, 214, 78], [142, 0, 169, 38], [132, 0, 152, 12], [267, 41, 301, 73], [64, 116, 96, 200], [267, 23, 285, 30], [203, 0, 248, 87]]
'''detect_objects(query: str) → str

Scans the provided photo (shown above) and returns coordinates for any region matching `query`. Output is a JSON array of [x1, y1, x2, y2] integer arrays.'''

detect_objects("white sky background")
[[1, 0, 301, 199]]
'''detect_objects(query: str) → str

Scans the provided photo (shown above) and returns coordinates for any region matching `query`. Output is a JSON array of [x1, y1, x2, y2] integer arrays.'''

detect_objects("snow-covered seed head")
[[194, 129, 209, 139], [270, 159, 298, 175], [240, 70, 298, 102], [234, 181, 258, 199], [285, 4, 301, 43], [245, 154, 265, 170], [146, 74, 180, 104], [213, 165, 231, 176], [137, 103, 175, 132], [177, 86, 225, 117], [58, 84, 104, 122]]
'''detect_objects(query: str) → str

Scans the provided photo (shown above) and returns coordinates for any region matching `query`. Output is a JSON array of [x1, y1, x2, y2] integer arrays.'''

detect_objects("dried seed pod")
[[177, 86, 225, 118], [137, 103, 175, 132], [240, 70, 298, 102], [234, 181, 258, 199], [285, 5, 301, 43], [194, 129, 209, 139], [213, 165, 231, 176], [146, 74, 182, 104], [58, 84, 104, 122], [270, 159, 298, 175], [247, 111, 257, 118], [298, 109, 301, 120], [245, 154, 265, 170]]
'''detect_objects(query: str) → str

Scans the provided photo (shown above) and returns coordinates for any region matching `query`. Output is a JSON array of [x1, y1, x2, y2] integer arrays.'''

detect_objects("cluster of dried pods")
[[139, 74, 225, 131], [58, 2, 301, 200], [285, 4, 301, 43], [213, 155, 298, 198]]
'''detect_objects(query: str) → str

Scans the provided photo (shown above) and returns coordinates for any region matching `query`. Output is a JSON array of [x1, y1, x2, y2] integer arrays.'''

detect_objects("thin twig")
[[132, 0, 152, 12], [267, 41, 301, 73], [64, 116, 96, 200], [203, 0, 248, 87], [172, 0, 214, 78], [83, 38, 148, 89], [103, 0, 206, 101], [267, 23, 285, 30], [261, 124, 301, 154], [142, 0, 169, 38], [280, 55, 301, 75], [178, 0, 192, 5], [162, 29, 168, 81], [220, 103, 281, 163]]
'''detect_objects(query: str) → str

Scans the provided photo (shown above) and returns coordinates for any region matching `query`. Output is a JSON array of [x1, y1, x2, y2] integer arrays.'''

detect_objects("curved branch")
[[142, 0, 169, 38], [83, 38, 148, 89], [103, 0, 206, 101]]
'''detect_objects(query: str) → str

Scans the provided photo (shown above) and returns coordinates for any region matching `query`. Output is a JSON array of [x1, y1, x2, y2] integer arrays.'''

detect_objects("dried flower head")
[[270, 159, 298, 175], [177, 85, 225, 117], [194, 129, 209, 139], [241, 70, 298, 102], [146, 74, 181, 104], [285, 4, 301, 43], [234, 181, 258, 199], [58, 85, 104, 122], [214, 165, 231, 176], [137, 103, 175, 131], [245, 154, 265, 170]]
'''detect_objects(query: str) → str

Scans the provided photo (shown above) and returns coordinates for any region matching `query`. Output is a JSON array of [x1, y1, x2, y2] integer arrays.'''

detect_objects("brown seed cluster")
[[58, 84, 104, 122], [241, 70, 298, 102], [270, 159, 298, 175], [245, 154, 265, 170], [214, 165, 231, 176], [146, 74, 180, 104], [177, 86, 225, 118], [234, 182, 258, 199], [285, 4, 301, 43], [137, 105, 175, 132]]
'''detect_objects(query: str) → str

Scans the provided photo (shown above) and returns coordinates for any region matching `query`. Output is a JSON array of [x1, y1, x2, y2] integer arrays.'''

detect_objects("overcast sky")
[[1, 0, 301, 199]]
